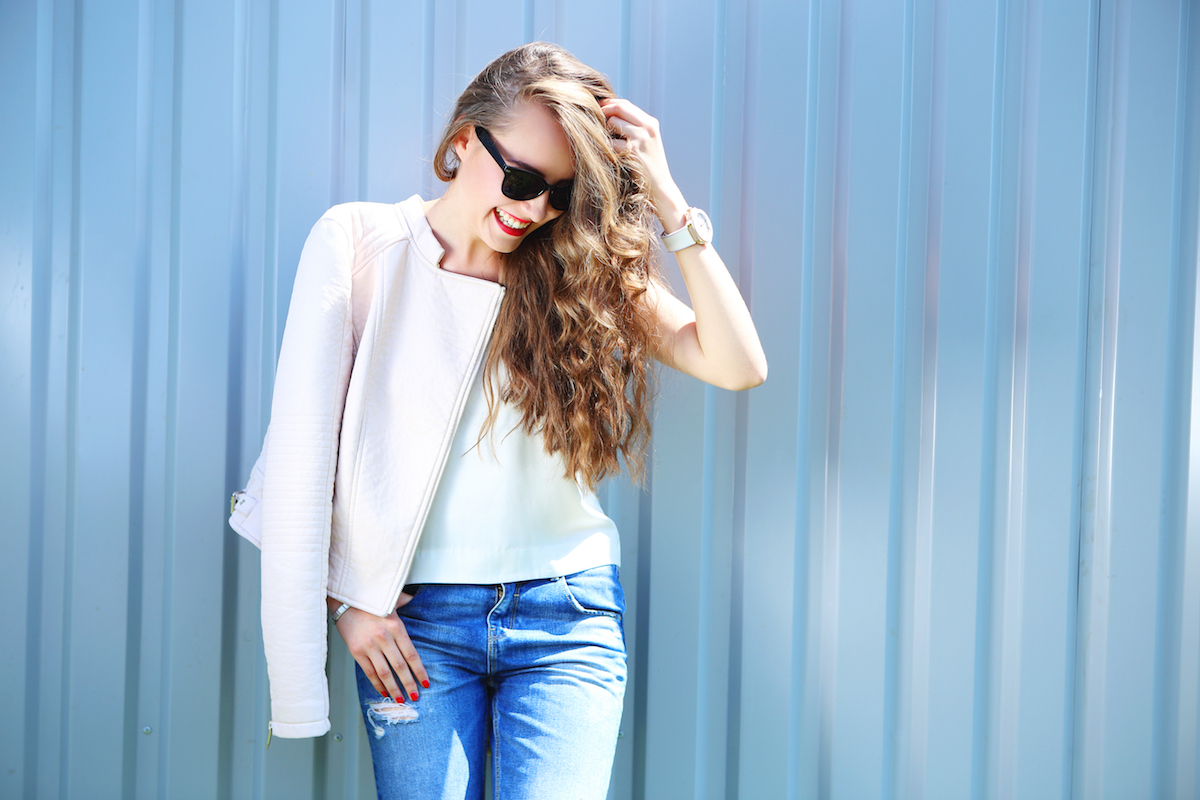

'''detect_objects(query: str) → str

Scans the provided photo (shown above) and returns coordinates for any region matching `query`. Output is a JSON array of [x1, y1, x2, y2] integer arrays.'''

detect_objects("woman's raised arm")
[[601, 98, 767, 391]]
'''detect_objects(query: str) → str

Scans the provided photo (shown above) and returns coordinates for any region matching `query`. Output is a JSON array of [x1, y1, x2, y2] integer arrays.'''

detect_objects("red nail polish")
[[410, 692, 419, 701], [395, 694, 404, 704], [422, 680, 430, 689]]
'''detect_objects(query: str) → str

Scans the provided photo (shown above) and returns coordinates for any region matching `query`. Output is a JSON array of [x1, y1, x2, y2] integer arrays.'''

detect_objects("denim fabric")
[[356, 565, 627, 800]]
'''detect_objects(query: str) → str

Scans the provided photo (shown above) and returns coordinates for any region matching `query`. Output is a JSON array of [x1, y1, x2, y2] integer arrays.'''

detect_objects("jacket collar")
[[395, 194, 445, 269]]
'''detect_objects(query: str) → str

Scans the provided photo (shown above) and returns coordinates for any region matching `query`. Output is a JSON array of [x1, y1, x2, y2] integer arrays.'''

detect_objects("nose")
[[520, 191, 554, 222]]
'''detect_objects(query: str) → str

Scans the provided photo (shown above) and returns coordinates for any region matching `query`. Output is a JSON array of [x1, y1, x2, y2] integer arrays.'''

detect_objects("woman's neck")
[[423, 191, 505, 284]]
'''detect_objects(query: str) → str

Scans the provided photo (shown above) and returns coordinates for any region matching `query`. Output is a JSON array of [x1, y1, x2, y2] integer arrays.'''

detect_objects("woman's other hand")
[[600, 98, 688, 230], [328, 594, 429, 702]]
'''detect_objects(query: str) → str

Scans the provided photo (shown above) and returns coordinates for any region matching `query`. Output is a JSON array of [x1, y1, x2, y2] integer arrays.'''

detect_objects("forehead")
[[491, 102, 575, 184]]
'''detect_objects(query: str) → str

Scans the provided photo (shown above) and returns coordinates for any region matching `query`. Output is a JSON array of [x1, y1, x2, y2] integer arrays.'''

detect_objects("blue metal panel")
[[0, 2, 39, 800], [4, 0, 1199, 798]]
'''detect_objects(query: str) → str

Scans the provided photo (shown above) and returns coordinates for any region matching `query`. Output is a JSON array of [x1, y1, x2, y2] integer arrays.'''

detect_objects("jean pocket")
[[396, 584, 424, 613], [559, 565, 624, 619]]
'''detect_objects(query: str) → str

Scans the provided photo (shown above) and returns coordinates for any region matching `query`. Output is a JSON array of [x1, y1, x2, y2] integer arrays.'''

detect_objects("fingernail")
[[410, 692, 419, 701], [422, 680, 430, 689], [394, 694, 404, 704]]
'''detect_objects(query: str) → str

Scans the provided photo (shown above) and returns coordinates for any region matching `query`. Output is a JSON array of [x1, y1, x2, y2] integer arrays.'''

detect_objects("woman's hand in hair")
[[599, 98, 688, 232], [601, 101, 768, 391], [328, 594, 429, 703]]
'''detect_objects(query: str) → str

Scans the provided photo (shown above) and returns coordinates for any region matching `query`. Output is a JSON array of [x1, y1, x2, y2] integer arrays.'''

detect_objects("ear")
[[452, 125, 472, 160]]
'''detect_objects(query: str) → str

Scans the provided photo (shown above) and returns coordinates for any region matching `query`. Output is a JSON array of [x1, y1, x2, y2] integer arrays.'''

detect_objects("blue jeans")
[[356, 565, 627, 800]]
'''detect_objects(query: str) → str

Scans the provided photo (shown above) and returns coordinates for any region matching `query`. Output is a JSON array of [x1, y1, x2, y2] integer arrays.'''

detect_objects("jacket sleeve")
[[260, 214, 355, 738]]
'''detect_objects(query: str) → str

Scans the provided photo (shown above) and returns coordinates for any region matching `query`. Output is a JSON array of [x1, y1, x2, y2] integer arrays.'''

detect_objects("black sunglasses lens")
[[501, 170, 545, 201], [549, 185, 571, 211]]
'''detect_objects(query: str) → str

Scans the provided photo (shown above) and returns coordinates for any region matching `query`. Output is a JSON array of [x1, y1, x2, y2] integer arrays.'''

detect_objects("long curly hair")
[[433, 42, 663, 488]]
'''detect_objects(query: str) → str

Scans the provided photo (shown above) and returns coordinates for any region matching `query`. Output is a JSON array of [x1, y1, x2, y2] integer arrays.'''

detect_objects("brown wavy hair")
[[433, 42, 663, 488]]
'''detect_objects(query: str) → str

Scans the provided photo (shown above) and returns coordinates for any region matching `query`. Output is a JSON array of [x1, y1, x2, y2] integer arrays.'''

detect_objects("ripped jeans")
[[356, 565, 627, 800]]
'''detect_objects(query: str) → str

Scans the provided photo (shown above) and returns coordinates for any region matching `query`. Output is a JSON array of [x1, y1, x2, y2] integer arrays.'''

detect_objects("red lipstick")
[[493, 209, 530, 237]]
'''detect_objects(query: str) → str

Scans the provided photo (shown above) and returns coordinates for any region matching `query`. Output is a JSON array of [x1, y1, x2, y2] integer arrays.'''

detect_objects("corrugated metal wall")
[[3, 0, 1198, 798]]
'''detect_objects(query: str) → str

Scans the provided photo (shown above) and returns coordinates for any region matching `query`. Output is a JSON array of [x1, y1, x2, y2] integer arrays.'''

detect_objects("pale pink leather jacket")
[[229, 196, 504, 738]]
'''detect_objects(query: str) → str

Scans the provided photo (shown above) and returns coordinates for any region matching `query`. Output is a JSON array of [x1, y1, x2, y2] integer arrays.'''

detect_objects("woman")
[[233, 42, 765, 799]]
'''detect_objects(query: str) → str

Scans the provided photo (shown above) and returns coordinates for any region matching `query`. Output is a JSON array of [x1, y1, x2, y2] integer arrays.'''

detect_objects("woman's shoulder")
[[316, 196, 420, 240], [313, 195, 431, 265]]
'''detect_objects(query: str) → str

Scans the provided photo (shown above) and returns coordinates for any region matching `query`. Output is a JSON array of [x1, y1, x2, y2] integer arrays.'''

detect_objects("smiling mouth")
[[494, 208, 530, 236]]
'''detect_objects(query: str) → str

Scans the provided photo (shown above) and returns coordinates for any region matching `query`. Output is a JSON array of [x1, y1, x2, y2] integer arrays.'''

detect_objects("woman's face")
[[452, 101, 575, 255]]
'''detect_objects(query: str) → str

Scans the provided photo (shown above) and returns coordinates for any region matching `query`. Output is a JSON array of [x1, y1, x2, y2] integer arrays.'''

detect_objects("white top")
[[406, 362, 621, 584]]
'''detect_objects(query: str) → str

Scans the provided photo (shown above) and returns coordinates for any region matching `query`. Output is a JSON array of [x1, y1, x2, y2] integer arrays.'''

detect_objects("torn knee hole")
[[365, 698, 419, 738]]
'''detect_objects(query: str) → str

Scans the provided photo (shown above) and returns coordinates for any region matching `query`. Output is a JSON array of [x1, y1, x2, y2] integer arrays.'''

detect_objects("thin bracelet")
[[330, 602, 351, 624]]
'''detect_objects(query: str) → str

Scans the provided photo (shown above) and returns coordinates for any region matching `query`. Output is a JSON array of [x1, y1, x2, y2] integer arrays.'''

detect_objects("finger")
[[606, 115, 631, 139], [387, 615, 430, 696], [358, 660, 390, 698], [395, 590, 415, 609], [385, 643, 420, 701], [369, 652, 406, 703], [396, 631, 431, 691], [601, 98, 657, 129]]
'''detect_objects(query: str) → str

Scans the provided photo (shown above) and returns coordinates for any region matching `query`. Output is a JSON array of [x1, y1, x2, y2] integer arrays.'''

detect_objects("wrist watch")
[[331, 602, 351, 624], [662, 207, 714, 252]]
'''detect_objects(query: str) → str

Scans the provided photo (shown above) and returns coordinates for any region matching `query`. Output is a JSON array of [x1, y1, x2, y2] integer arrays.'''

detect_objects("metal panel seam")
[[59, 0, 85, 792], [1060, 0, 1103, 798], [25, 0, 56, 796]]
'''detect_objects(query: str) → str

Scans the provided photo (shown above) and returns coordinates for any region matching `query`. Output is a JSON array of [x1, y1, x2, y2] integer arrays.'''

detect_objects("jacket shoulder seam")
[[342, 208, 415, 276]]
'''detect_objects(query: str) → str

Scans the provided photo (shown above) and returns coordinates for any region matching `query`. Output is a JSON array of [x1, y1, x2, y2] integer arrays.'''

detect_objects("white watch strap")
[[662, 220, 698, 252]]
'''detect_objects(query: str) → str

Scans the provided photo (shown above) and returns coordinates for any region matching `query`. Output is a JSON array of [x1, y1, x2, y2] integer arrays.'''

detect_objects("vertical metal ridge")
[[817, 2, 852, 798], [122, 0, 157, 794], [995, 2, 1042, 795], [262, 0, 281, 415], [902, 1, 950, 796], [420, 0, 435, 199], [1073, 0, 1129, 795], [884, 0, 920, 794], [1062, 0, 1103, 796], [254, 1, 281, 785], [695, 385, 717, 799], [693, 3, 729, 794], [788, 0, 823, 796], [725, 3, 758, 795], [59, 0, 85, 793], [1180, 221, 1200, 800], [709, 0, 727, 231], [649, 0, 665, 119], [341, 0, 361, 202], [631, 471, 653, 800], [617, 0, 631, 98], [25, 1, 56, 796], [357, 0, 370, 198], [1155, 2, 1199, 797], [218, 0, 252, 795], [329, 0, 346, 207], [252, 636, 268, 797], [1174, 2, 1200, 779], [158, 1, 187, 793], [971, 0, 1012, 795], [454, 0, 467, 98], [909, 0, 950, 795], [726, 393, 750, 800]]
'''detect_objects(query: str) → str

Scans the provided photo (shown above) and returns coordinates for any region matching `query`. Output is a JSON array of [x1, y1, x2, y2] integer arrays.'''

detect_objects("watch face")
[[691, 208, 714, 242]]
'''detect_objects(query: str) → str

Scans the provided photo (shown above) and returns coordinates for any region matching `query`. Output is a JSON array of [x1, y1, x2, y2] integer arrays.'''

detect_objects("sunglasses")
[[474, 125, 572, 211]]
